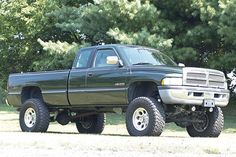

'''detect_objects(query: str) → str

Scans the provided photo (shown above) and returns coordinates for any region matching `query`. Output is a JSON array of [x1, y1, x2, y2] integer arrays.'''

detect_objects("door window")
[[94, 49, 118, 68]]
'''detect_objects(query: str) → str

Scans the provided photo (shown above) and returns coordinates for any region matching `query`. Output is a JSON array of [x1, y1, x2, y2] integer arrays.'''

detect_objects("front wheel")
[[75, 113, 106, 134], [186, 107, 224, 137], [126, 97, 165, 136]]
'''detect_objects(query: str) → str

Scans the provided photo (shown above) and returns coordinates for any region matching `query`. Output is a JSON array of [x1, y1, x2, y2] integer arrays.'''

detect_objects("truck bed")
[[7, 70, 70, 107]]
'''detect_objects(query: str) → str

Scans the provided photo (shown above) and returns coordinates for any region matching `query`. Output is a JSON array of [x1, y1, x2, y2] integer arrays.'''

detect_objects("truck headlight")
[[161, 77, 183, 86]]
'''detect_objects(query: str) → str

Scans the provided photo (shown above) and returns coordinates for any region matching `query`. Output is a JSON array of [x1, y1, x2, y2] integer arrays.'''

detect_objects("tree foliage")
[[0, 0, 236, 91], [0, 0, 60, 83]]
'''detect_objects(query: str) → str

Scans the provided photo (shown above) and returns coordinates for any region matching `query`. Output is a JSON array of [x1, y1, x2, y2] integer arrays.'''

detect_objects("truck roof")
[[80, 44, 150, 51]]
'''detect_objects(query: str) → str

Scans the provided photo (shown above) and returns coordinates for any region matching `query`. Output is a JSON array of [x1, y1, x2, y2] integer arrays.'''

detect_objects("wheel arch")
[[127, 81, 160, 103], [21, 86, 43, 104]]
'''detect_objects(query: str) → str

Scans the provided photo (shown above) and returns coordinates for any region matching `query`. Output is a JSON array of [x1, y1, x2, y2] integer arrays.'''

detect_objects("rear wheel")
[[19, 99, 50, 132], [186, 107, 224, 137], [75, 113, 106, 134], [126, 97, 165, 136]]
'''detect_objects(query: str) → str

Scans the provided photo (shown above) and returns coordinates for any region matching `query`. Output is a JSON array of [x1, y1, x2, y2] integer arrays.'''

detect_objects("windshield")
[[122, 47, 177, 66]]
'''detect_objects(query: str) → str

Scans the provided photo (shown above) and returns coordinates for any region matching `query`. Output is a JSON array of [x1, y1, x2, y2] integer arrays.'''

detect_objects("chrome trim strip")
[[9, 87, 128, 95], [42, 90, 66, 94], [8, 92, 21, 95], [41, 87, 128, 94], [10, 71, 69, 76], [69, 87, 128, 93]]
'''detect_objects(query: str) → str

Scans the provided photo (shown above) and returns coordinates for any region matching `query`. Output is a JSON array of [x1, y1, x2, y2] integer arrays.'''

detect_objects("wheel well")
[[128, 81, 159, 103], [21, 86, 43, 103]]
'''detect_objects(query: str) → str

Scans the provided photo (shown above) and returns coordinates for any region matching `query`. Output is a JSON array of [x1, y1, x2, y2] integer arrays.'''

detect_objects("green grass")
[[106, 113, 125, 125], [0, 104, 16, 112], [204, 148, 220, 154], [222, 98, 236, 133]]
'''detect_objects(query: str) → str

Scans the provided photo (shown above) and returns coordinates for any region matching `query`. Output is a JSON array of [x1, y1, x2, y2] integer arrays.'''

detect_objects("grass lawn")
[[0, 104, 16, 112], [222, 98, 236, 133], [1, 98, 235, 133]]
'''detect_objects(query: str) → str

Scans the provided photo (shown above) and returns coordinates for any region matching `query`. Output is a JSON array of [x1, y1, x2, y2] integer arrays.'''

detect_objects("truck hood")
[[129, 66, 226, 89], [130, 65, 183, 75]]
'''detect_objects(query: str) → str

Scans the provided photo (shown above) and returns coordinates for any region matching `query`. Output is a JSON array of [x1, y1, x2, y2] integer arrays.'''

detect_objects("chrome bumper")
[[158, 86, 230, 107]]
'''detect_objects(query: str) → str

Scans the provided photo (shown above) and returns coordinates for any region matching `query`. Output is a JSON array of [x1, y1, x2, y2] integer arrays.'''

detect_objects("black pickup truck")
[[7, 44, 229, 137]]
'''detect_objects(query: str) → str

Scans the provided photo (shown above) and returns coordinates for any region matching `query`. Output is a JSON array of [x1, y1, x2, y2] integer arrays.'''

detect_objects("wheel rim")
[[24, 108, 36, 128], [193, 114, 209, 132], [132, 108, 149, 131], [80, 117, 93, 129]]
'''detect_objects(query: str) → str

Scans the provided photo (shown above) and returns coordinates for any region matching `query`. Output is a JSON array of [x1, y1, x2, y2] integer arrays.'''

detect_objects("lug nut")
[[209, 107, 213, 112], [191, 106, 196, 112]]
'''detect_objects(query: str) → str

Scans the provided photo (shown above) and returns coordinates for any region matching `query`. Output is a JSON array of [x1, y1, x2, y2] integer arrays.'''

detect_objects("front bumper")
[[158, 86, 230, 107]]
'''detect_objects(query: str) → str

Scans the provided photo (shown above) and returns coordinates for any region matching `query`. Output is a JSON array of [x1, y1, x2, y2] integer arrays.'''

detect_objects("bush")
[[0, 81, 6, 104]]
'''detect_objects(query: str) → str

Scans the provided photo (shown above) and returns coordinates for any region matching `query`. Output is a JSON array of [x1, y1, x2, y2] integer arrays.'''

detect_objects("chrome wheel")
[[193, 114, 209, 132], [24, 108, 36, 128], [132, 108, 149, 131]]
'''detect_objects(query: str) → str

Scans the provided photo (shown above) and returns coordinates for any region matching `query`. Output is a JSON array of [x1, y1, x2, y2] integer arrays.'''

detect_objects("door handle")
[[87, 73, 93, 77]]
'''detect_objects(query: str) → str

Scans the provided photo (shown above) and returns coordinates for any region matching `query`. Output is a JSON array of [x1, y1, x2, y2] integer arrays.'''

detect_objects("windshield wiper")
[[132, 62, 153, 65]]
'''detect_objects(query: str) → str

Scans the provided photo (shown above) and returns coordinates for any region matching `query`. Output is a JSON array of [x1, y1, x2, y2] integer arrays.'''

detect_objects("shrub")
[[0, 81, 6, 104]]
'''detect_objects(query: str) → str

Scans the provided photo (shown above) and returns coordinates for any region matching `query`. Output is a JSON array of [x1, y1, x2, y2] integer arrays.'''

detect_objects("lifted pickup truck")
[[7, 44, 229, 137]]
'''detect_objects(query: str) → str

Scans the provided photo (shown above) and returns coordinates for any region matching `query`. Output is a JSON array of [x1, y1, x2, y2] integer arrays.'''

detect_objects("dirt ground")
[[0, 111, 236, 157]]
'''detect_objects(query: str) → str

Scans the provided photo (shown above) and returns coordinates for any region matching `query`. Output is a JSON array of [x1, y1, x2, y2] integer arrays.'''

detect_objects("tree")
[[43, 0, 236, 91], [0, 0, 235, 92], [33, 39, 89, 71], [209, 0, 236, 73], [0, 0, 61, 84]]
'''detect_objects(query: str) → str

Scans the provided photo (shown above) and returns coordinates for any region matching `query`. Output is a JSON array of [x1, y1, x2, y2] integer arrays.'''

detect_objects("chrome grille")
[[187, 73, 206, 78], [186, 79, 207, 85], [183, 67, 225, 89], [209, 74, 224, 82], [209, 81, 224, 87]]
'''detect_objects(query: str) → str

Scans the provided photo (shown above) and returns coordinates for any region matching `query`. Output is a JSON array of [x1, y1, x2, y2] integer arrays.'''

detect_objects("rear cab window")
[[73, 48, 94, 68]]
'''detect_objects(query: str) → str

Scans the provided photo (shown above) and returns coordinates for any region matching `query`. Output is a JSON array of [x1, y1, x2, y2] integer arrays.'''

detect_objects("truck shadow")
[[46, 131, 130, 137], [46, 131, 188, 138]]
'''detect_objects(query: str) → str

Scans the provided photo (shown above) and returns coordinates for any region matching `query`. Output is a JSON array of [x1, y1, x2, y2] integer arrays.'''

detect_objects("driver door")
[[86, 48, 129, 105]]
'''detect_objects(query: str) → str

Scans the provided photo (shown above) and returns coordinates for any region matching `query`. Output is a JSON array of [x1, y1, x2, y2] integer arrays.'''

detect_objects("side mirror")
[[107, 56, 119, 65], [178, 63, 185, 67]]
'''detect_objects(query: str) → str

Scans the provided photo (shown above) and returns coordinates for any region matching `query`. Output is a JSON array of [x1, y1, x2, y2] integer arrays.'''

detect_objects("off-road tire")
[[186, 107, 224, 137], [126, 97, 165, 136], [75, 113, 106, 134], [19, 98, 50, 132]]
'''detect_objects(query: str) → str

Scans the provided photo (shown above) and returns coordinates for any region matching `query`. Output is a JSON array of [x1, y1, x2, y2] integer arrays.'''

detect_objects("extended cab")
[[7, 44, 230, 137]]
